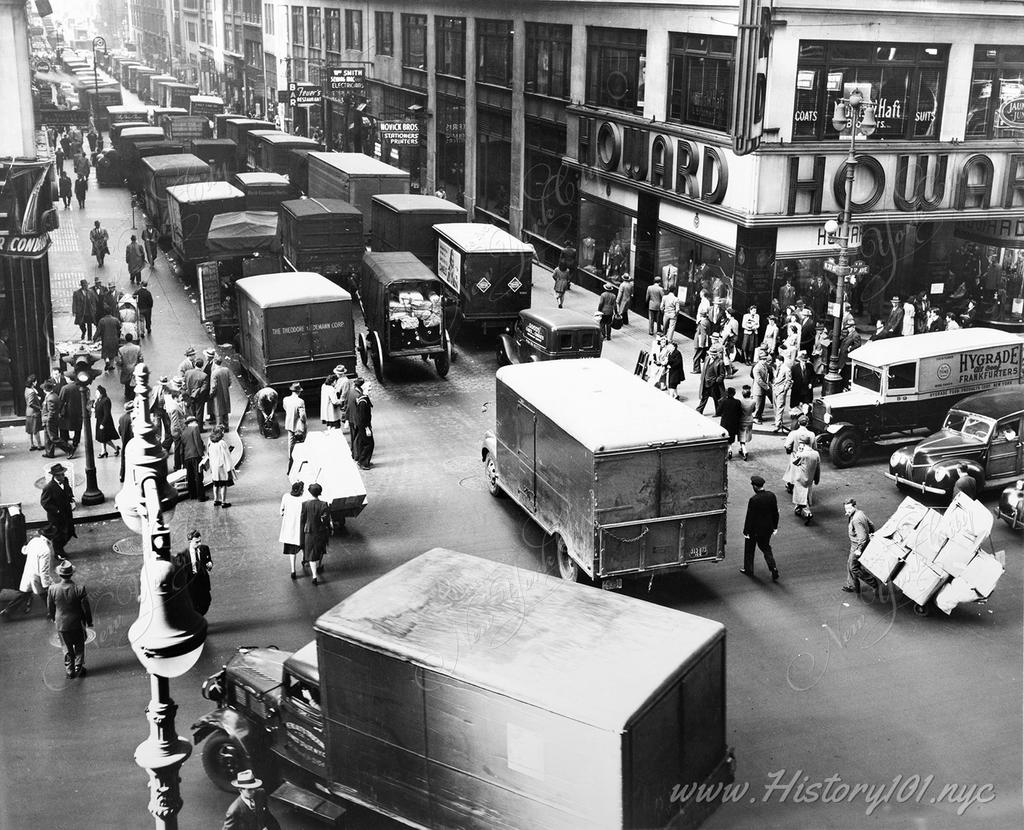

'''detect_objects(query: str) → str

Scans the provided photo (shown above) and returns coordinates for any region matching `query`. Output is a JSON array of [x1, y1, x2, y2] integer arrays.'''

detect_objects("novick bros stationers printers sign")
[[378, 121, 420, 146]]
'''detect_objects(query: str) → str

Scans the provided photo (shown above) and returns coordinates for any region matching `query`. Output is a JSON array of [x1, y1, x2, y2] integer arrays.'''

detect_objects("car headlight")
[[889, 451, 904, 468], [1008, 492, 1021, 509], [933, 467, 948, 482], [822, 411, 832, 425]]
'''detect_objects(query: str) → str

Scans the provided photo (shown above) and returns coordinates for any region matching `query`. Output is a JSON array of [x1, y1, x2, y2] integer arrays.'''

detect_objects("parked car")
[[886, 387, 1024, 499], [496, 307, 603, 366]]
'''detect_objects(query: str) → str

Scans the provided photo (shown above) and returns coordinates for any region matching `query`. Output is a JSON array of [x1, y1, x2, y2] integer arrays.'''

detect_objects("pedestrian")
[[351, 379, 375, 469], [597, 283, 617, 341], [95, 309, 120, 372], [177, 345, 197, 376], [40, 463, 76, 557], [841, 498, 879, 596], [221, 769, 281, 830], [790, 440, 821, 525], [280, 481, 307, 579], [74, 175, 88, 209], [135, 280, 154, 337], [55, 145, 65, 172], [93, 385, 120, 457], [176, 529, 213, 615], [73, 152, 90, 180], [41, 380, 71, 458], [664, 340, 684, 399], [737, 385, 755, 460], [283, 383, 306, 474], [319, 373, 342, 429], [646, 279, 664, 335], [200, 348, 216, 427], [118, 401, 135, 483], [183, 357, 207, 422], [718, 387, 743, 458], [751, 349, 773, 424], [761, 314, 779, 358], [740, 474, 780, 581], [57, 376, 84, 453], [790, 351, 814, 415], [771, 355, 794, 433], [695, 344, 726, 415], [47, 559, 93, 679], [204, 427, 235, 507], [740, 305, 760, 363], [89, 220, 109, 266], [166, 384, 186, 470], [58, 169, 72, 208], [552, 262, 571, 309], [180, 416, 207, 501], [142, 221, 159, 267], [210, 357, 233, 429], [102, 281, 120, 316], [902, 297, 916, 337], [24, 375, 44, 451], [125, 235, 146, 285], [0, 525, 57, 617], [616, 273, 633, 325], [880, 296, 904, 339], [116, 333, 143, 401], [953, 465, 978, 499], [72, 278, 97, 340], [782, 416, 816, 494], [689, 310, 710, 374], [300, 483, 331, 585], [661, 287, 680, 341], [86, 128, 98, 153], [254, 385, 280, 438]]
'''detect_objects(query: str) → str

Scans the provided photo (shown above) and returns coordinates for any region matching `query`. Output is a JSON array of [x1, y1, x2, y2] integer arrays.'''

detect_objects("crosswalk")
[[50, 212, 81, 253], [51, 271, 86, 313]]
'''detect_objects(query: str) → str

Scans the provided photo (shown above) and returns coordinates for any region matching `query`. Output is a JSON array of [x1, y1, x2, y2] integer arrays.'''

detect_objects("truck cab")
[[496, 307, 603, 366]]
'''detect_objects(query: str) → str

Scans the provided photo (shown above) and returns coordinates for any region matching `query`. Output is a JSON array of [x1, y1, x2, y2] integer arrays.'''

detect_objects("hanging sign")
[[288, 82, 321, 107], [378, 120, 420, 146], [329, 67, 365, 94]]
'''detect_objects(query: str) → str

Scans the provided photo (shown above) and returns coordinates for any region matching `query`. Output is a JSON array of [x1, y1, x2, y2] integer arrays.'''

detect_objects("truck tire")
[[357, 332, 368, 367], [829, 429, 862, 468], [371, 331, 384, 382], [434, 342, 451, 378], [554, 534, 580, 582], [201, 730, 251, 793], [483, 453, 505, 498]]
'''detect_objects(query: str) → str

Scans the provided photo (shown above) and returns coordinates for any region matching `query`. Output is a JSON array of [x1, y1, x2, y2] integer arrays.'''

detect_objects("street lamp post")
[[118, 364, 207, 830], [822, 88, 876, 397], [92, 36, 107, 130], [70, 349, 105, 506]]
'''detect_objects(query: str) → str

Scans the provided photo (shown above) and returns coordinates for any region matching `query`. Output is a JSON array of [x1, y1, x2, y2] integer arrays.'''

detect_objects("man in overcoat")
[[40, 463, 76, 556], [210, 357, 233, 428], [740, 474, 780, 581], [72, 279, 97, 340]]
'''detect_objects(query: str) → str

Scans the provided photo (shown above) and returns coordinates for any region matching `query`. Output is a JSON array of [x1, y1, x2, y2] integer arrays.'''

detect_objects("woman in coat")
[[300, 483, 331, 584], [664, 341, 684, 399], [0, 525, 57, 616], [790, 440, 821, 524], [24, 375, 43, 451], [740, 306, 760, 363], [761, 315, 779, 358], [319, 375, 342, 429], [279, 481, 307, 578], [93, 385, 120, 457], [204, 427, 235, 507]]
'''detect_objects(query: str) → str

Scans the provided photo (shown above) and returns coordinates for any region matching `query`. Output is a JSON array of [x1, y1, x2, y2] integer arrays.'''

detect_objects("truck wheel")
[[829, 429, 862, 468], [434, 348, 450, 378], [554, 534, 580, 582], [483, 453, 505, 498], [201, 730, 251, 793], [496, 340, 510, 367], [357, 332, 368, 367], [371, 331, 384, 382]]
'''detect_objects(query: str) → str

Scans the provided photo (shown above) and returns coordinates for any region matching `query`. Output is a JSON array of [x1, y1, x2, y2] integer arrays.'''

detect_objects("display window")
[[658, 226, 735, 317], [579, 198, 633, 283], [523, 120, 578, 268], [966, 45, 1024, 140], [476, 107, 512, 227]]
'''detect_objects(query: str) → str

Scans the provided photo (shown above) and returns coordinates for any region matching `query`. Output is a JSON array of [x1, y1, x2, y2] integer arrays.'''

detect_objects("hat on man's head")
[[290, 481, 305, 496], [289, 382, 303, 392], [231, 770, 262, 790], [333, 364, 346, 377], [891, 295, 900, 302], [49, 463, 67, 475], [203, 348, 215, 358], [798, 415, 809, 425], [750, 475, 766, 488], [184, 346, 196, 356], [40, 524, 60, 539], [603, 283, 615, 291], [57, 559, 75, 578], [124, 400, 135, 410], [353, 377, 365, 387]]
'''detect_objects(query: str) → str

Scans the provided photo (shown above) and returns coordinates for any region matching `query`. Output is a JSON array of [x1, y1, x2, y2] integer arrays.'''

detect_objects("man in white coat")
[[283, 383, 306, 474]]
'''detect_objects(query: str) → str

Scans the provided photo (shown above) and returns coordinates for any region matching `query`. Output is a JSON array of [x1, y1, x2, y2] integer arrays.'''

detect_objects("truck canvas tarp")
[[206, 211, 280, 259], [234, 271, 355, 387], [279, 198, 363, 285], [312, 548, 733, 830], [370, 194, 467, 266], [229, 172, 300, 210], [140, 154, 211, 238], [306, 152, 410, 219], [166, 182, 247, 262]]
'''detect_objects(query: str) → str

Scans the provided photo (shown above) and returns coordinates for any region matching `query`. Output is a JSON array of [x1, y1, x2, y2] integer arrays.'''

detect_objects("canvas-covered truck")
[[483, 359, 729, 587], [193, 548, 734, 830], [811, 328, 1023, 467]]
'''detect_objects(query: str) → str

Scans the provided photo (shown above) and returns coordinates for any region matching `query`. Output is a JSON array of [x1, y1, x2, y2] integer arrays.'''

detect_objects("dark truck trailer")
[[148, 74, 177, 105], [111, 124, 161, 153], [370, 194, 467, 266], [166, 181, 246, 262], [123, 140, 186, 194], [484, 359, 729, 587], [224, 118, 276, 171], [279, 198, 363, 289], [134, 67, 158, 100], [148, 107, 188, 124], [140, 154, 211, 239], [189, 94, 226, 120], [230, 172, 300, 210], [79, 85, 124, 131], [160, 114, 209, 146], [189, 138, 237, 180], [235, 271, 356, 388], [306, 152, 409, 220], [160, 82, 200, 110], [247, 131, 320, 174]]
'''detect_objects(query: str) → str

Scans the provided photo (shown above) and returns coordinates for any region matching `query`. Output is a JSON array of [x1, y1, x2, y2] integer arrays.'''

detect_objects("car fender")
[[930, 458, 984, 490], [482, 430, 498, 463], [496, 334, 520, 365], [192, 708, 264, 756], [825, 422, 857, 437]]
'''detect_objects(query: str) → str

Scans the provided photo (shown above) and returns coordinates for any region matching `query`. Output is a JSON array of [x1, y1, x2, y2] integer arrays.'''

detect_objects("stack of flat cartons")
[[859, 494, 1003, 614]]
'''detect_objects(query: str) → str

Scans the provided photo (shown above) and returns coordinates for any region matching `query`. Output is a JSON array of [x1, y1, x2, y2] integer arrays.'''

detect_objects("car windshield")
[[851, 364, 882, 393], [943, 410, 995, 441]]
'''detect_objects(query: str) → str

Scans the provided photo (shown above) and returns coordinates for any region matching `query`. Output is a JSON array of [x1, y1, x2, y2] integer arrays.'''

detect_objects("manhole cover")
[[50, 628, 98, 649], [33, 471, 86, 490], [508, 277, 523, 292], [476, 277, 492, 293], [459, 475, 489, 493], [112, 536, 143, 556]]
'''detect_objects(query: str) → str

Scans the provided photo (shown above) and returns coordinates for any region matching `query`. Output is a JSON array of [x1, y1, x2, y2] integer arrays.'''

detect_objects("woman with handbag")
[[204, 427, 235, 507]]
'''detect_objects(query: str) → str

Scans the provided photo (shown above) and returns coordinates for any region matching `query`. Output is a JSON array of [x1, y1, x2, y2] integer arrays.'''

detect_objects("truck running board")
[[270, 781, 347, 826]]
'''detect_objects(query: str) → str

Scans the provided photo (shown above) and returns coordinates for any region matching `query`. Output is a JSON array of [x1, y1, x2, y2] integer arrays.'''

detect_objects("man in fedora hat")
[[40, 464, 76, 557], [597, 283, 617, 341], [181, 415, 207, 501], [695, 344, 726, 415], [47, 559, 93, 678], [118, 400, 135, 483], [177, 345, 197, 376], [72, 278, 97, 340], [210, 356, 233, 429], [200, 347, 217, 427], [135, 279, 154, 338], [222, 769, 280, 830], [879, 295, 904, 339], [283, 383, 306, 474]]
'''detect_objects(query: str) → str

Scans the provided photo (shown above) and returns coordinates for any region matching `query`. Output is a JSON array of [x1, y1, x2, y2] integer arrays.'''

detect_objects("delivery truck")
[[140, 154, 211, 238], [147, 74, 177, 105], [370, 193, 467, 265], [160, 81, 200, 109], [811, 328, 1024, 467], [166, 181, 246, 262], [483, 359, 729, 587], [279, 198, 363, 290], [306, 152, 409, 220], [234, 271, 356, 389], [193, 548, 734, 830], [223, 118, 276, 171], [161, 114, 209, 146], [247, 130, 320, 175], [188, 138, 237, 180], [230, 171, 300, 210]]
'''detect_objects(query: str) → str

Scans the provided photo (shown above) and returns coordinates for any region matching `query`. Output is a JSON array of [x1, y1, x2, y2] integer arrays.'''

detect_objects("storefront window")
[[477, 19, 513, 87], [523, 119, 578, 268], [579, 198, 633, 282], [436, 94, 466, 206], [658, 226, 736, 317], [525, 23, 572, 99], [792, 41, 947, 140], [667, 34, 734, 132], [476, 107, 511, 227], [586, 27, 646, 112], [966, 46, 1024, 140], [375, 11, 393, 57], [402, 14, 426, 70], [436, 17, 466, 77], [949, 235, 1024, 325]]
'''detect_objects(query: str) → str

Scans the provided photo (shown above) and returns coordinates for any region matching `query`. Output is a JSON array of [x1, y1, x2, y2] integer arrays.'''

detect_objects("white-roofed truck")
[[193, 548, 734, 829], [482, 358, 730, 589]]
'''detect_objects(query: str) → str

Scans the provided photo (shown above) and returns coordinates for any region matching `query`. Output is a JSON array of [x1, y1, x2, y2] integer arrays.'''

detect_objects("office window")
[[793, 41, 947, 140], [667, 35, 734, 131], [967, 45, 1024, 139], [402, 14, 426, 69], [326, 9, 340, 53], [436, 17, 466, 78], [586, 27, 646, 111], [307, 8, 321, 50], [375, 11, 393, 57], [477, 19, 513, 87], [187, 21, 198, 43], [345, 9, 362, 51], [525, 23, 571, 99], [291, 6, 303, 46], [264, 4, 273, 35]]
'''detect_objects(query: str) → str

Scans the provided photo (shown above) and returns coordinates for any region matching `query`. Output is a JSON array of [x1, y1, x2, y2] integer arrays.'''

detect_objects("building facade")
[[128, 0, 176, 72]]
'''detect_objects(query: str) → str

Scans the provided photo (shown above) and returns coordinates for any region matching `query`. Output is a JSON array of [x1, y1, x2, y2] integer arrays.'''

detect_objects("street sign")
[[378, 120, 420, 146], [36, 109, 91, 127], [329, 67, 365, 94], [288, 82, 321, 108]]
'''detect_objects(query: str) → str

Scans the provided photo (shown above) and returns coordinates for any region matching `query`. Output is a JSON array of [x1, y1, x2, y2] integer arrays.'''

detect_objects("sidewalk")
[[0, 149, 249, 528]]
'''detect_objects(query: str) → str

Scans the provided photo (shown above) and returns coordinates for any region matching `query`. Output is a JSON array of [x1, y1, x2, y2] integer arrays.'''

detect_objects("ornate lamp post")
[[118, 364, 207, 830], [69, 348, 104, 506], [822, 88, 876, 396], [92, 36, 107, 128]]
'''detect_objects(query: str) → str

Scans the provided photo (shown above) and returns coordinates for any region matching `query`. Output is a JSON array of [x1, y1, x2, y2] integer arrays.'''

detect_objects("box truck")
[[370, 193, 467, 265], [306, 152, 409, 219]]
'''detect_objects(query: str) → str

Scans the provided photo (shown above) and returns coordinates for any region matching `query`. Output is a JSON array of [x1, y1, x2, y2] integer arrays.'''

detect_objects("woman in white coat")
[[1, 524, 57, 616], [203, 427, 235, 507], [790, 440, 821, 525], [319, 374, 342, 429], [279, 480, 308, 579]]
